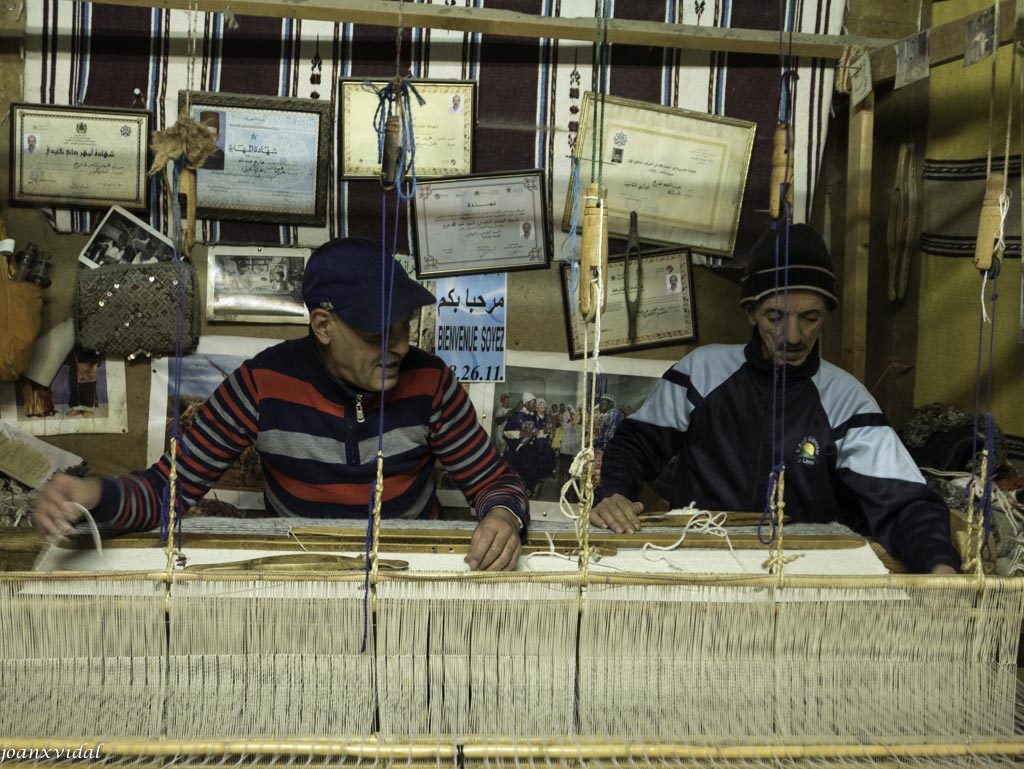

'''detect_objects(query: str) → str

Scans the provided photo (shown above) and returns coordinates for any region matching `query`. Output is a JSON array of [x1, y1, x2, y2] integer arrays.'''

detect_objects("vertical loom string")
[[758, 1, 798, 558], [576, 0, 611, 578], [158, 0, 200, 554], [964, 5, 1015, 574], [361, 7, 408, 652]]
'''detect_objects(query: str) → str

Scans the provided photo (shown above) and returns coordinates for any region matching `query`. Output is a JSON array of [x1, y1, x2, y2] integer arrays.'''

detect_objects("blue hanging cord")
[[965, 272, 1001, 562], [561, 157, 584, 312], [757, 209, 794, 545], [591, 0, 610, 188], [366, 78, 426, 201], [360, 185, 406, 654]]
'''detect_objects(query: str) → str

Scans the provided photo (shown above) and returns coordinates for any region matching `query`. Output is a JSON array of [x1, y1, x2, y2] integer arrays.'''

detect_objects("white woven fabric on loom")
[[33, 539, 889, 576]]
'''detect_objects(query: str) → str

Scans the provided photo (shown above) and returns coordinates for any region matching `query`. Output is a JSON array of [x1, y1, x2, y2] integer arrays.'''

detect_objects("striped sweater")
[[92, 335, 529, 531]]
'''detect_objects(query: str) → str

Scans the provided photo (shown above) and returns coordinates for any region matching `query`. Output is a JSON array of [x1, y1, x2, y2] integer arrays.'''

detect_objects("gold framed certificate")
[[339, 78, 475, 178], [10, 103, 150, 210], [562, 93, 756, 257], [560, 247, 697, 359]]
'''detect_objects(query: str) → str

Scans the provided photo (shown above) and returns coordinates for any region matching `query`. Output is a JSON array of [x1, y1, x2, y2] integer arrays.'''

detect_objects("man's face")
[[598, 398, 611, 413], [500, 394, 509, 406], [747, 290, 827, 367], [313, 309, 411, 392], [27, 135, 36, 152]]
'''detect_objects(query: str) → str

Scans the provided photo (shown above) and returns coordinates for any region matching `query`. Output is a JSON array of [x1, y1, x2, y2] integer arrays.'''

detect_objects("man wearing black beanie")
[[591, 224, 959, 575]]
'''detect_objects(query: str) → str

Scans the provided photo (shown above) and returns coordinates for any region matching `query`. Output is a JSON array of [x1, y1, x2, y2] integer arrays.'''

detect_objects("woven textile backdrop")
[[24, 0, 845, 260], [916, 0, 1023, 436]]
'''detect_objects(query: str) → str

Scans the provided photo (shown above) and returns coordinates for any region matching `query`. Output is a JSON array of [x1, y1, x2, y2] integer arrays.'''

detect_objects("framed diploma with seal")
[[561, 93, 756, 257], [560, 246, 697, 359], [9, 103, 150, 210], [183, 91, 333, 226], [339, 78, 475, 179], [412, 170, 551, 278]]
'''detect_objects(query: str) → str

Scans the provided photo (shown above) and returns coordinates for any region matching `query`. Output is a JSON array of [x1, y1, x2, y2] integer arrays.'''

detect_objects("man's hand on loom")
[[32, 474, 103, 542], [590, 494, 644, 534], [465, 507, 522, 571]]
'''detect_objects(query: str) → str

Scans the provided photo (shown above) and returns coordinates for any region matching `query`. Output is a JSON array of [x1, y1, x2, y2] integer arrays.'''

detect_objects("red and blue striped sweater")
[[91, 335, 529, 531]]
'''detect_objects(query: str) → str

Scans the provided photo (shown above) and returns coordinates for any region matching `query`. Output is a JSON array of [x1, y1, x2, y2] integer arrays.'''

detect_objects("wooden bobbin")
[[579, 182, 608, 322], [769, 123, 794, 220], [973, 172, 1004, 272], [380, 115, 402, 191]]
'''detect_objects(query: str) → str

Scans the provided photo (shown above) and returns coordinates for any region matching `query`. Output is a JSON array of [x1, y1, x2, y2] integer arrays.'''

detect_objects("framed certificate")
[[339, 78, 475, 178], [206, 244, 311, 324], [412, 170, 551, 278], [562, 93, 756, 257], [182, 91, 333, 226], [9, 103, 150, 210], [560, 247, 697, 359]]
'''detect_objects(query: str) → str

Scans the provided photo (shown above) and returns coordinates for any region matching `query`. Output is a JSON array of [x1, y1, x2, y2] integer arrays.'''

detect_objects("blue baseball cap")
[[302, 237, 435, 333]]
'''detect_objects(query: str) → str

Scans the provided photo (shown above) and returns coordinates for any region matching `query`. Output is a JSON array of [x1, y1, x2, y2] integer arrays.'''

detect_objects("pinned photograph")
[[207, 245, 311, 324], [78, 206, 176, 268], [964, 7, 995, 67], [894, 31, 930, 89]]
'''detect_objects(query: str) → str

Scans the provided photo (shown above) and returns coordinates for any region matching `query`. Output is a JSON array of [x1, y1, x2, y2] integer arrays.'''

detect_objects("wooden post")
[[841, 92, 873, 382]]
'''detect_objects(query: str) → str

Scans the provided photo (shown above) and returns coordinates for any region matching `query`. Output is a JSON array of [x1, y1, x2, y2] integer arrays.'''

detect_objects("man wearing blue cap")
[[33, 238, 529, 570], [590, 224, 959, 575]]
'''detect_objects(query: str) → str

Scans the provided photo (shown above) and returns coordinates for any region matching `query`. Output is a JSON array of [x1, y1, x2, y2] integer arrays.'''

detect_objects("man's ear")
[[746, 306, 758, 327], [310, 307, 332, 343]]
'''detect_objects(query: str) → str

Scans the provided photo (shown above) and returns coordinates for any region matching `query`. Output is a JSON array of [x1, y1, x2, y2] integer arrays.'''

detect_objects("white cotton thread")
[[640, 503, 746, 572], [523, 531, 579, 570], [66, 501, 105, 561]]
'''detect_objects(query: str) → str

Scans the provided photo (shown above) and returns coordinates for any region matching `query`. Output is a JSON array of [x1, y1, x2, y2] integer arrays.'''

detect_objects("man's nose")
[[783, 316, 802, 345]]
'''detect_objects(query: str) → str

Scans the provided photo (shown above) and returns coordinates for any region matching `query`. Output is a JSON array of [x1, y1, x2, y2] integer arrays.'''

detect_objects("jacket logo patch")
[[795, 436, 820, 466]]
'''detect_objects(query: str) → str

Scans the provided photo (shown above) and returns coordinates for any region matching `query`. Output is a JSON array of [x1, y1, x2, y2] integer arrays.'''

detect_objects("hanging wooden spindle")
[[380, 114, 402, 191], [769, 123, 793, 220], [578, 182, 608, 323], [973, 172, 1004, 273]]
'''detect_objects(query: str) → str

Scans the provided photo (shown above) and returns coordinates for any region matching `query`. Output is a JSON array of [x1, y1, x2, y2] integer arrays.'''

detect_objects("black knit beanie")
[[739, 224, 839, 310]]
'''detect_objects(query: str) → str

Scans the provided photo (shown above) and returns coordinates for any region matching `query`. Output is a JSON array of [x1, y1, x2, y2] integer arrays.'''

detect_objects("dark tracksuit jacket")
[[596, 332, 959, 573]]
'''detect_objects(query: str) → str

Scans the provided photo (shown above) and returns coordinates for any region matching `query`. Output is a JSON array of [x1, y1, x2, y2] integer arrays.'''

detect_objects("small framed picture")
[[339, 78, 476, 178], [9, 103, 150, 210], [206, 244, 311, 324], [560, 246, 697, 359], [78, 206, 176, 268], [412, 170, 551, 278], [182, 91, 333, 226]]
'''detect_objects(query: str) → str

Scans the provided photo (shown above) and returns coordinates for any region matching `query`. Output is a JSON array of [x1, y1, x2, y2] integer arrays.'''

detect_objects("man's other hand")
[[590, 493, 644, 534], [465, 507, 522, 571], [32, 474, 103, 541]]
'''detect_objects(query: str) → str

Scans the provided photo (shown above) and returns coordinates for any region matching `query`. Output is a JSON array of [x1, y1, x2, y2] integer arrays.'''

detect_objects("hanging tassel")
[[769, 122, 793, 220], [579, 182, 608, 322], [974, 172, 1004, 272]]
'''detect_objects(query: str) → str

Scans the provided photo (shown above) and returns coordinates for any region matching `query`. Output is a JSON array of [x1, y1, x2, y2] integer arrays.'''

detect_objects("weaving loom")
[[2, 517, 1022, 767]]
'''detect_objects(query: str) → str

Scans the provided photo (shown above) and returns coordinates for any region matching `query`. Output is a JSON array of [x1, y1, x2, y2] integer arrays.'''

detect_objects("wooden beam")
[[77, 0, 894, 59], [841, 92, 874, 383], [869, 0, 1016, 84]]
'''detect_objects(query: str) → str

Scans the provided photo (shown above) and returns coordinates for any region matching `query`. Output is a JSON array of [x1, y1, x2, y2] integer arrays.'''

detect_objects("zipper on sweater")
[[355, 394, 365, 423]]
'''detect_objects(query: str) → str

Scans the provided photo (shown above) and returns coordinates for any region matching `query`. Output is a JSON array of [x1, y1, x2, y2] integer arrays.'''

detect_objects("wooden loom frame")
[[2, 523, 1023, 765], [6, 3, 1020, 765]]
